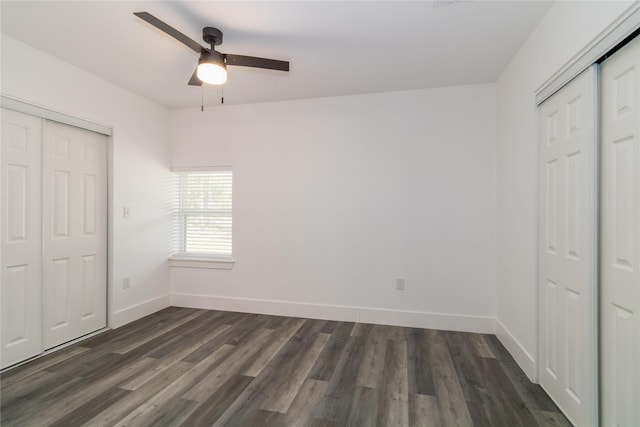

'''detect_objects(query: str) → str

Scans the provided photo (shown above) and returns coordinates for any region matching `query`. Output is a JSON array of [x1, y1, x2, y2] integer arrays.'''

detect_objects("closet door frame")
[[0, 96, 113, 368], [535, 5, 640, 106], [534, 5, 640, 426]]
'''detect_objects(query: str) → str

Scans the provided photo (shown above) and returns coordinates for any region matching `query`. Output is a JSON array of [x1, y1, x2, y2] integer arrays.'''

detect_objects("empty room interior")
[[1, 1, 639, 426]]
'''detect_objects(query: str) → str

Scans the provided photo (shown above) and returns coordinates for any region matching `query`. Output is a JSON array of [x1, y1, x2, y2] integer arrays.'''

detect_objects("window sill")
[[169, 256, 235, 270]]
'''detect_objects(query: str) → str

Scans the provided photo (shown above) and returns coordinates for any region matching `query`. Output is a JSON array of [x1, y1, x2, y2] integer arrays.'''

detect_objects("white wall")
[[1, 34, 173, 327], [170, 84, 497, 332], [496, 1, 635, 379]]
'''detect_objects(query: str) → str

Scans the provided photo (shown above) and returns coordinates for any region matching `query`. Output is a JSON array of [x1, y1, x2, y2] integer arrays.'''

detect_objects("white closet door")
[[600, 36, 640, 427], [539, 65, 598, 427], [43, 120, 107, 349], [1, 109, 43, 369]]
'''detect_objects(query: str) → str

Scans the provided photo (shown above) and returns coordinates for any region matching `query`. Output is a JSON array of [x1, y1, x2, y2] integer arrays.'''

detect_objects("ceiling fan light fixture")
[[197, 51, 227, 85]]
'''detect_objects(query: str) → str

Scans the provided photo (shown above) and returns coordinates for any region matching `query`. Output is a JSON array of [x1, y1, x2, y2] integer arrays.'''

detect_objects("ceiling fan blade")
[[224, 54, 289, 72], [134, 12, 206, 54], [188, 69, 202, 86]]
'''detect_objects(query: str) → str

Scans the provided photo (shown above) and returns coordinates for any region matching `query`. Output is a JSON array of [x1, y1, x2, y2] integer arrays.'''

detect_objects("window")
[[172, 169, 232, 263]]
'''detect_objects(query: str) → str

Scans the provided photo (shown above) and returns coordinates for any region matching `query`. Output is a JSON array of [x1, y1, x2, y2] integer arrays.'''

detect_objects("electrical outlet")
[[123, 206, 130, 219], [395, 277, 405, 291], [123, 277, 130, 289]]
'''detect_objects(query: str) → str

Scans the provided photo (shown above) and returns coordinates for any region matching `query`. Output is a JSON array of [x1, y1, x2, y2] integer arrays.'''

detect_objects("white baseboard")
[[111, 294, 171, 328], [495, 318, 536, 381], [170, 293, 496, 334], [358, 307, 495, 333]]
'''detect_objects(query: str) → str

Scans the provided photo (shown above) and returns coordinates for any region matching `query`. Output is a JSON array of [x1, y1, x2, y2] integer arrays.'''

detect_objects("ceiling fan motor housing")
[[203, 27, 223, 46]]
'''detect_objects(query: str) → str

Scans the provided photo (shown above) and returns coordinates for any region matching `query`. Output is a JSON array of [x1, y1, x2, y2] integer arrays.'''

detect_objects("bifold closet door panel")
[[43, 120, 107, 350], [538, 65, 598, 427], [600, 35, 640, 427], [0, 109, 43, 369]]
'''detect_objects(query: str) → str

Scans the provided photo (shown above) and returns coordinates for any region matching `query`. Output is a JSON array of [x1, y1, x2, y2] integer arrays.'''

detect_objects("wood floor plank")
[[482, 334, 519, 363], [89, 308, 202, 354], [0, 346, 89, 388], [211, 319, 329, 425], [110, 344, 237, 425], [142, 398, 200, 427], [242, 317, 306, 377], [144, 309, 229, 359], [181, 313, 265, 363], [320, 320, 339, 334], [308, 321, 354, 381], [444, 331, 486, 403], [473, 356, 539, 426], [1, 369, 60, 407], [498, 352, 561, 412], [182, 327, 273, 402], [350, 322, 367, 337], [223, 408, 283, 427], [314, 335, 366, 423], [428, 330, 473, 427], [83, 360, 194, 426], [210, 380, 279, 427], [42, 347, 114, 376], [308, 418, 338, 427], [483, 335, 563, 413], [281, 378, 329, 426], [465, 398, 493, 427], [260, 332, 330, 413], [82, 351, 152, 381], [209, 378, 267, 426], [180, 375, 254, 427], [4, 351, 124, 409], [117, 358, 172, 392], [47, 386, 131, 427], [120, 344, 234, 392], [260, 314, 289, 330], [355, 324, 387, 388], [410, 394, 442, 427], [531, 409, 574, 427], [464, 333, 496, 359], [1, 376, 85, 426], [227, 313, 277, 346], [377, 339, 409, 427], [76, 307, 187, 350], [0, 307, 570, 427], [407, 327, 436, 396], [376, 323, 407, 343], [113, 310, 212, 358], [141, 322, 232, 373], [346, 386, 379, 426], [5, 355, 157, 426]]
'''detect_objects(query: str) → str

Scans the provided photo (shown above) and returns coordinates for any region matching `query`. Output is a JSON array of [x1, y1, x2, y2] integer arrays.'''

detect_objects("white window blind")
[[174, 169, 232, 257]]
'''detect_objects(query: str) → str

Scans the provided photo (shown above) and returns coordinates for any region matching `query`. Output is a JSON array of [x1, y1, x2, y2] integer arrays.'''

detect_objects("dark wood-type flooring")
[[1, 307, 571, 426]]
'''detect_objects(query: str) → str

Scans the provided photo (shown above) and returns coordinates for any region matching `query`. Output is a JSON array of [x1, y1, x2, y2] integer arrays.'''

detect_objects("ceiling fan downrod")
[[202, 27, 223, 48]]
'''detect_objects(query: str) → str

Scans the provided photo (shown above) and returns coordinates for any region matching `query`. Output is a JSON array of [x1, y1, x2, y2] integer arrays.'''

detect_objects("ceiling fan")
[[134, 12, 289, 86]]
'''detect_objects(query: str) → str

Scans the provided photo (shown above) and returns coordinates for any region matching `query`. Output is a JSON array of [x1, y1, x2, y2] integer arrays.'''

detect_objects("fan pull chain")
[[201, 85, 204, 112], [221, 85, 224, 104]]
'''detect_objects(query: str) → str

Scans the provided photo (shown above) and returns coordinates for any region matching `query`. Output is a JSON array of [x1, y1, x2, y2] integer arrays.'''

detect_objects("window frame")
[[169, 166, 234, 269]]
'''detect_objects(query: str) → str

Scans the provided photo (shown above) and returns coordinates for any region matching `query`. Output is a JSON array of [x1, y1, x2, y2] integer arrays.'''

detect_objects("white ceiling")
[[1, 1, 553, 109]]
